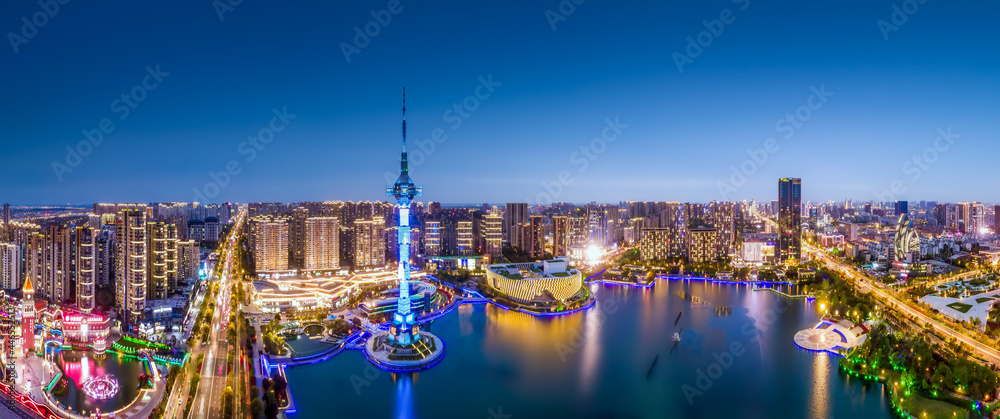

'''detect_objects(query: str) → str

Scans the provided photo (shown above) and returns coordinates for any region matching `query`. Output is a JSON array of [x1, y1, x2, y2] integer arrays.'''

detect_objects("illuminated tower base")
[[364, 328, 445, 373]]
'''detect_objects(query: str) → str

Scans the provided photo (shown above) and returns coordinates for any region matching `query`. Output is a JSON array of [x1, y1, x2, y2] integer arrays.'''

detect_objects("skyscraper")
[[894, 201, 908, 218], [116, 209, 148, 328], [778, 178, 802, 264], [504, 203, 528, 250]]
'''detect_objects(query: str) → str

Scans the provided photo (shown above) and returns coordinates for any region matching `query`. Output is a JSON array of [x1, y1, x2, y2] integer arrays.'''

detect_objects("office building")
[[777, 178, 802, 264], [894, 201, 908, 217], [504, 203, 529, 250]]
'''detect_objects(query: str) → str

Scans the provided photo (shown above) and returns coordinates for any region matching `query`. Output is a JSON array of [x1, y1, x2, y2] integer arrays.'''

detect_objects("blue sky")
[[1, 0, 998, 205]]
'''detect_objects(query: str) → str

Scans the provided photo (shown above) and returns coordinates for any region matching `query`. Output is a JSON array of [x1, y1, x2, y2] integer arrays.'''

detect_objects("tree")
[[250, 398, 264, 419]]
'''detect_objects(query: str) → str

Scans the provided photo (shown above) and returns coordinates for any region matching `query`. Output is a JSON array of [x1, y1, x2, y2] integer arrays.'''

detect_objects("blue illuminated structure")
[[363, 90, 445, 372], [386, 88, 423, 346]]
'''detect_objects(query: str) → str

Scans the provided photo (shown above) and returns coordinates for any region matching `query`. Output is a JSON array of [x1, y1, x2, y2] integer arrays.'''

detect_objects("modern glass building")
[[777, 178, 801, 264]]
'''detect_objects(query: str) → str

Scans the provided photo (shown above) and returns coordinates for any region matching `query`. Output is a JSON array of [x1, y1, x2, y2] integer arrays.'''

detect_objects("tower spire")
[[401, 87, 408, 173]]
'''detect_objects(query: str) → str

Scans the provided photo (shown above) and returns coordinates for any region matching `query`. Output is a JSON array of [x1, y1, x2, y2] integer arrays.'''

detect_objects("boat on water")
[[671, 332, 681, 342]]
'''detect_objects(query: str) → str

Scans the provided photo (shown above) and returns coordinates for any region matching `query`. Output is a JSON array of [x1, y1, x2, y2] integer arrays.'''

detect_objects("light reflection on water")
[[286, 279, 893, 419]]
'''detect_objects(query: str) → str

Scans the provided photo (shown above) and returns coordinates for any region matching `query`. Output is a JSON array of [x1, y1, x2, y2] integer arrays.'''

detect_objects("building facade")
[[778, 178, 802, 263], [305, 217, 340, 271]]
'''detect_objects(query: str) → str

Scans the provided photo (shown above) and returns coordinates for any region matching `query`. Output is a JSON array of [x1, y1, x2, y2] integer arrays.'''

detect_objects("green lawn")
[[947, 302, 973, 313], [975, 297, 993, 304]]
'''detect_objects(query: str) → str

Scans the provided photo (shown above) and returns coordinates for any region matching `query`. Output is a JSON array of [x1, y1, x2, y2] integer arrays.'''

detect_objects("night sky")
[[2, 0, 998, 205]]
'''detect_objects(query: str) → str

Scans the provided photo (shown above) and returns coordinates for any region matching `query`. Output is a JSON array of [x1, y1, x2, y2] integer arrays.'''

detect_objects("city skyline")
[[3, 1, 999, 204]]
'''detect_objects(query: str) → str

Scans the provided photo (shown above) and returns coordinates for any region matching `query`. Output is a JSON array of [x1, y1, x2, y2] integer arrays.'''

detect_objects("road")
[[178, 209, 246, 419], [805, 244, 1000, 366]]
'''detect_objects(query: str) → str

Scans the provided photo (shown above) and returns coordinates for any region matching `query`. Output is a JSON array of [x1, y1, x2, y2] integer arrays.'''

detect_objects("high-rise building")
[[504, 203, 529, 251], [176, 239, 199, 282], [639, 228, 673, 261], [95, 225, 116, 288], [289, 207, 309, 269], [456, 220, 474, 256], [481, 210, 502, 257], [424, 220, 441, 256], [116, 209, 148, 327], [970, 203, 985, 234], [71, 226, 97, 312], [353, 218, 386, 270], [995, 205, 1000, 234], [529, 215, 545, 257], [251, 216, 289, 272], [778, 178, 802, 264], [25, 226, 69, 303], [146, 222, 178, 300], [0, 243, 21, 290], [204, 217, 221, 243], [552, 216, 569, 257], [305, 217, 340, 271], [687, 227, 720, 263], [2, 203, 9, 242], [569, 216, 587, 247], [894, 201, 908, 218], [187, 219, 205, 242]]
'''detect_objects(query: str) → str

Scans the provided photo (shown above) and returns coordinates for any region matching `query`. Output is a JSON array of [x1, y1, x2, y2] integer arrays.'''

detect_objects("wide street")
[[179, 210, 246, 419], [805, 244, 1000, 367]]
